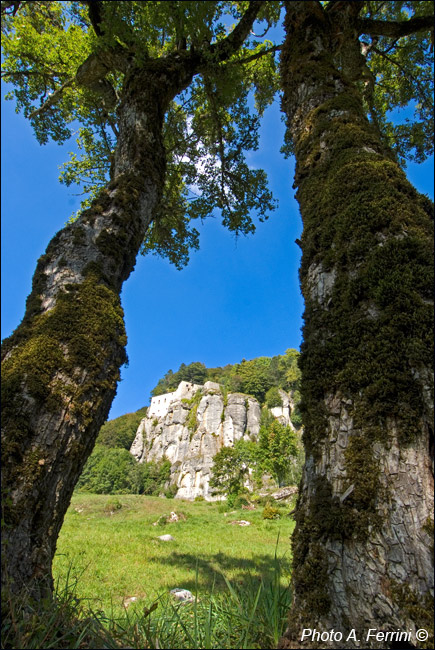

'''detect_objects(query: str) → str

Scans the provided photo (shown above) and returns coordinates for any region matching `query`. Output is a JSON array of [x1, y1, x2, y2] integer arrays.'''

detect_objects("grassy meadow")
[[25, 493, 297, 648], [54, 494, 295, 613]]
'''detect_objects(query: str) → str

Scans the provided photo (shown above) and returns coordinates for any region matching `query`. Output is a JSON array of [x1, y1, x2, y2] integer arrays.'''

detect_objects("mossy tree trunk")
[[1, 59, 196, 597], [279, 2, 433, 648]]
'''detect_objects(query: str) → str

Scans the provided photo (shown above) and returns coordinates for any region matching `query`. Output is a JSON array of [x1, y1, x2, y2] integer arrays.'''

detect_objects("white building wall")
[[148, 392, 175, 418], [147, 381, 203, 418]]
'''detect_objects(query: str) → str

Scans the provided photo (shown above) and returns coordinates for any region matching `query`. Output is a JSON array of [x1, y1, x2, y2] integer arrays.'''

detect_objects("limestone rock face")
[[270, 389, 294, 426], [130, 381, 295, 500]]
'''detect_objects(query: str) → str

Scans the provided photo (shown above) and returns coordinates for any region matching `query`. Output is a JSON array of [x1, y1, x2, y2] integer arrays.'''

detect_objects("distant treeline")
[[75, 406, 176, 496], [151, 349, 301, 405]]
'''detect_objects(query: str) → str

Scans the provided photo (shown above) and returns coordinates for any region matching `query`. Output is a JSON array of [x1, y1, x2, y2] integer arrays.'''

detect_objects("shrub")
[[154, 514, 168, 526], [103, 498, 122, 514], [76, 446, 137, 494], [262, 503, 281, 520], [76, 447, 171, 496], [233, 494, 250, 509], [164, 484, 178, 499]]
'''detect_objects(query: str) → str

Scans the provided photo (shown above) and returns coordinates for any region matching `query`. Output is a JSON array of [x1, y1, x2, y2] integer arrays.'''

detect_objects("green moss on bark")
[[391, 581, 434, 649], [297, 101, 434, 459], [2, 270, 127, 501]]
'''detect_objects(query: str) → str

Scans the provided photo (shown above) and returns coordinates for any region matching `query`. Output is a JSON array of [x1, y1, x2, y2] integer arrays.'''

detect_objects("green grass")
[[54, 494, 295, 615], [3, 495, 295, 649]]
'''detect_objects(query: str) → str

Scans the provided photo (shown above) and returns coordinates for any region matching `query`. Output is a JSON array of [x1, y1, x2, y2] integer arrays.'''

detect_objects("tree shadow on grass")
[[145, 550, 292, 594]]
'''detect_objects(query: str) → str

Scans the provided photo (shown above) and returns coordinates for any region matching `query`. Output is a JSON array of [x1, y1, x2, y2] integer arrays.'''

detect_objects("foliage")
[[209, 443, 250, 499], [210, 412, 302, 498], [151, 349, 302, 402], [76, 445, 170, 495], [258, 416, 299, 487], [232, 493, 250, 509], [364, 1, 434, 165], [164, 483, 179, 499], [265, 386, 283, 408], [97, 406, 147, 449], [1, 0, 281, 268], [290, 390, 302, 430], [152, 361, 208, 396], [130, 458, 172, 496], [280, 1, 434, 167], [103, 498, 123, 514], [230, 357, 273, 402], [262, 503, 281, 520], [75, 445, 134, 494]]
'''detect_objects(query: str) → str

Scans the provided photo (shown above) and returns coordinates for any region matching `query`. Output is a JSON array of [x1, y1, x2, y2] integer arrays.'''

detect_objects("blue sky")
[[2, 84, 433, 420]]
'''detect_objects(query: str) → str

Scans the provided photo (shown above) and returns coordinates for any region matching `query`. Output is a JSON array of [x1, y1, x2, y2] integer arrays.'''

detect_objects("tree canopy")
[[2, 0, 282, 267], [150, 350, 302, 401], [2, 1, 432, 264], [279, 0, 433, 166]]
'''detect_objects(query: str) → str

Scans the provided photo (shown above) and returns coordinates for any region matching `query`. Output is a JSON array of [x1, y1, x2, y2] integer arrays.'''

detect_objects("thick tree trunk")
[[1, 59, 195, 597], [279, 3, 434, 648]]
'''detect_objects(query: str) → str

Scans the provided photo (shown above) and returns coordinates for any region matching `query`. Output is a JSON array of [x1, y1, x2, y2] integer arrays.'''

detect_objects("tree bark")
[[279, 3, 434, 648], [1, 0, 264, 599], [1, 57, 196, 597]]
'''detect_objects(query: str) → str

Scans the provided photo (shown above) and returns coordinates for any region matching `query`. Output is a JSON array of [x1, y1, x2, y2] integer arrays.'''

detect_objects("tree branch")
[[28, 78, 75, 119], [84, 0, 104, 37], [358, 14, 434, 38], [1, 1, 20, 16], [28, 51, 114, 120], [206, 0, 264, 65], [226, 44, 282, 67]]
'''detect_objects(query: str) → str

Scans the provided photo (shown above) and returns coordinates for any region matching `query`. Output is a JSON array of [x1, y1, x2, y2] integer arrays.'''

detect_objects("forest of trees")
[[74, 405, 175, 496], [1, 1, 433, 648], [152, 348, 302, 406]]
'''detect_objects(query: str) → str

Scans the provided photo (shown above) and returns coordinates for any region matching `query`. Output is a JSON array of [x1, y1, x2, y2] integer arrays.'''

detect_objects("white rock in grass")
[[158, 534, 175, 541], [170, 588, 194, 602]]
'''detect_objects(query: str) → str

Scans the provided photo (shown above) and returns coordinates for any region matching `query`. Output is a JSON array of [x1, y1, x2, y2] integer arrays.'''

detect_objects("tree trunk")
[[279, 3, 434, 648], [1, 59, 196, 597]]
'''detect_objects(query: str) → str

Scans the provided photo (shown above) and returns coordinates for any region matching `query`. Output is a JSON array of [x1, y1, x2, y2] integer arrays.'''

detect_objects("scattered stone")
[[229, 520, 251, 526], [167, 511, 186, 522], [74, 507, 84, 513], [170, 588, 195, 602], [157, 534, 175, 541], [271, 486, 298, 501], [152, 511, 186, 526]]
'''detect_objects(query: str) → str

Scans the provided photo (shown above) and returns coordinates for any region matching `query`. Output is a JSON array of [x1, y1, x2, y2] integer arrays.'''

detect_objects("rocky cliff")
[[130, 380, 295, 500]]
